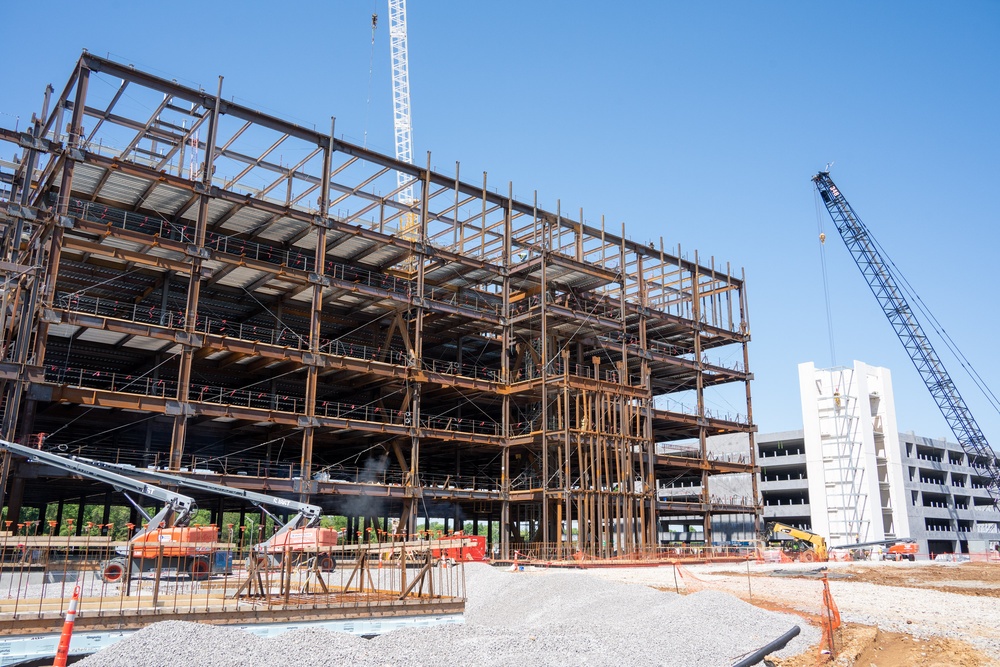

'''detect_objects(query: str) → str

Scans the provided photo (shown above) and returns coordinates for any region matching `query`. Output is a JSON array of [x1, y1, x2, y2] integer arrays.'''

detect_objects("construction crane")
[[0, 439, 223, 582], [812, 172, 1000, 509], [75, 456, 339, 571], [388, 0, 416, 207]]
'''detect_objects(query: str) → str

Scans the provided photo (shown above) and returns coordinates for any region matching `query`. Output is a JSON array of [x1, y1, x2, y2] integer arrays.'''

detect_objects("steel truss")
[[0, 53, 758, 559]]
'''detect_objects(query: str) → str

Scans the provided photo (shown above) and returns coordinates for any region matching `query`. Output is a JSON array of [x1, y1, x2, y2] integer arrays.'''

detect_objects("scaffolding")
[[818, 368, 871, 544], [0, 52, 758, 561]]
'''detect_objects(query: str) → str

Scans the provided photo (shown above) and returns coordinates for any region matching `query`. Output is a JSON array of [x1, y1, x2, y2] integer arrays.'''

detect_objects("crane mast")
[[389, 0, 415, 206], [812, 172, 1000, 509]]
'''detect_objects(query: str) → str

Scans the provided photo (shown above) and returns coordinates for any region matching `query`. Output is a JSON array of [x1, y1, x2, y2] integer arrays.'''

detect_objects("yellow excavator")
[[766, 522, 829, 562]]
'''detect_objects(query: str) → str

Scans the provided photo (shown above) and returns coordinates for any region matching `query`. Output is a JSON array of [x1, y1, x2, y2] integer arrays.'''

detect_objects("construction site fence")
[[506, 543, 759, 564], [823, 550, 1000, 564], [0, 528, 466, 625]]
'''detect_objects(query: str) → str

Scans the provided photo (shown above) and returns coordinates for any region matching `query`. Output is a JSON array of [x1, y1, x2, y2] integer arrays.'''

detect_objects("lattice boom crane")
[[812, 171, 1000, 509]]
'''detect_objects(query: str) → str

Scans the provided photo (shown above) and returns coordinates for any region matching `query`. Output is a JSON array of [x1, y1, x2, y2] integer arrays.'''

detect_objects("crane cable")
[[363, 11, 378, 149], [815, 177, 1000, 418], [865, 229, 1000, 417], [815, 188, 837, 367]]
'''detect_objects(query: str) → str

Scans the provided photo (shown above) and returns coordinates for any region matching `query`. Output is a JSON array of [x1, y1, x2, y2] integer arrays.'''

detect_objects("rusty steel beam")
[[1, 54, 757, 563]]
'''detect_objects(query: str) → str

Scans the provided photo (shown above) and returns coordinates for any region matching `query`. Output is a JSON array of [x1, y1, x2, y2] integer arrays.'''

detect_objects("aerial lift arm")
[[0, 439, 196, 541], [73, 457, 322, 550], [812, 172, 1000, 509]]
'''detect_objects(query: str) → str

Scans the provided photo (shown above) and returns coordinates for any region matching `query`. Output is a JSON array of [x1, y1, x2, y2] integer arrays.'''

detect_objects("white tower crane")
[[388, 0, 416, 207]]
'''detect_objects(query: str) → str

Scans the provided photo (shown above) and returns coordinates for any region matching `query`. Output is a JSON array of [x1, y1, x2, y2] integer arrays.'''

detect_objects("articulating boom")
[[0, 439, 196, 539], [74, 457, 322, 551], [1, 440, 232, 582], [812, 172, 1000, 508]]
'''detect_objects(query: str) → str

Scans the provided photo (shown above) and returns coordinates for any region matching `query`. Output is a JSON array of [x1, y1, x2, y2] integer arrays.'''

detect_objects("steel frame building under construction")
[[0, 52, 758, 560]]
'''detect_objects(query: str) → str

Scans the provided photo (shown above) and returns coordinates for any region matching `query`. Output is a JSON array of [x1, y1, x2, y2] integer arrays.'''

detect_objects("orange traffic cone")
[[53, 584, 81, 667]]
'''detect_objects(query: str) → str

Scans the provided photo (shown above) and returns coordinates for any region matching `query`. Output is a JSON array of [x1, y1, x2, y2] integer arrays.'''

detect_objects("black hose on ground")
[[731, 625, 801, 667]]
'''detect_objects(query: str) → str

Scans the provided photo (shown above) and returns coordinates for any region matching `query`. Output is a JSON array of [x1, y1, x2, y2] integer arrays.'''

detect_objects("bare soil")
[[747, 563, 1000, 666], [771, 624, 992, 667], [839, 562, 1000, 599]]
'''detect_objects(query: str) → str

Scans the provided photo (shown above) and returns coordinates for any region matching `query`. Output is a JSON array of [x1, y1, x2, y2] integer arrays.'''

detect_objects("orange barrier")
[[53, 584, 81, 667], [819, 571, 842, 660]]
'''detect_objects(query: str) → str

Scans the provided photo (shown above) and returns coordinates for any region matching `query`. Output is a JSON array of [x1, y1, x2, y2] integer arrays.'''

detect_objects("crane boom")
[[388, 0, 415, 205], [812, 172, 1000, 509]]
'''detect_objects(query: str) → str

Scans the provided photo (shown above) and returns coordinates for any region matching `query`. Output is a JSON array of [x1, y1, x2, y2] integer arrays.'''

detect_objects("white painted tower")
[[798, 361, 910, 546]]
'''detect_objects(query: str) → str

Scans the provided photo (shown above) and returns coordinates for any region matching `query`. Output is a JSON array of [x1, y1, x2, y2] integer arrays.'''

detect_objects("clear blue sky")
[[2, 1, 998, 444]]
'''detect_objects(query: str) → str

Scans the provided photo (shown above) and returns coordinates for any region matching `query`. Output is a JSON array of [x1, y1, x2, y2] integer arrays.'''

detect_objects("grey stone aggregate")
[[76, 564, 817, 666]]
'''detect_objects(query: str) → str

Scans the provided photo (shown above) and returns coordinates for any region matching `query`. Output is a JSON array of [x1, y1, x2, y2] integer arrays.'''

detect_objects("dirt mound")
[[772, 624, 996, 667]]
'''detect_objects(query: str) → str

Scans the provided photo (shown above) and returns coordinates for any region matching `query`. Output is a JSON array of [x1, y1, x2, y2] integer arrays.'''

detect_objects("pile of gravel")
[[77, 564, 817, 667]]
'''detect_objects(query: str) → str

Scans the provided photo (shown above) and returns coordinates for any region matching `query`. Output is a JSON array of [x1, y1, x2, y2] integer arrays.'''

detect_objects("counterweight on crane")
[[812, 172, 1000, 509]]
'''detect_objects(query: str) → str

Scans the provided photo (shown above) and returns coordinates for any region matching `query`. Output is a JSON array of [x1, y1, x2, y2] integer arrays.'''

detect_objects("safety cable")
[[364, 11, 378, 150], [864, 225, 1000, 417], [815, 188, 838, 367]]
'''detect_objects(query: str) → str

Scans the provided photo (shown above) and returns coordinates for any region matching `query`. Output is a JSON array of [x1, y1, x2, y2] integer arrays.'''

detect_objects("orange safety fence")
[[819, 571, 842, 661], [827, 549, 1000, 563]]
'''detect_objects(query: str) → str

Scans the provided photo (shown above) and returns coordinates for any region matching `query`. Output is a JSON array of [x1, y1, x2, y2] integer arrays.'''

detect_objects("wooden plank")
[[0, 536, 113, 547]]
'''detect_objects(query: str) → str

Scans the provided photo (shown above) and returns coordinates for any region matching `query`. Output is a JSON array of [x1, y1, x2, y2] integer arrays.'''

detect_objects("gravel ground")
[[76, 563, 818, 667], [585, 561, 1000, 659]]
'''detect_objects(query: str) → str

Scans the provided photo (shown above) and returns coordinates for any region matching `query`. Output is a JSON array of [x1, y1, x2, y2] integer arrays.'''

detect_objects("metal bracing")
[[388, 0, 416, 205], [0, 53, 757, 558], [814, 172, 1000, 509]]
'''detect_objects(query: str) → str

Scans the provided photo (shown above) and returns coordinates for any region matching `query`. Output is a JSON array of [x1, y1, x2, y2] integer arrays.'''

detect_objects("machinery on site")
[[767, 522, 829, 562], [0, 439, 222, 582], [812, 172, 1000, 510], [885, 541, 919, 561], [431, 532, 488, 562], [75, 457, 339, 571], [830, 537, 919, 562]]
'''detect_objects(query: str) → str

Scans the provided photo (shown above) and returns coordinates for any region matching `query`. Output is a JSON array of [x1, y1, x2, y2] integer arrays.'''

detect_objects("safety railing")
[[421, 357, 501, 382], [31, 442, 503, 494], [510, 360, 640, 386], [654, 398, 753, 426], [508, 295, 620, 321], [68, 199, 501, 317], [42, 364, 501, 436], [55, 293, 502, 384]]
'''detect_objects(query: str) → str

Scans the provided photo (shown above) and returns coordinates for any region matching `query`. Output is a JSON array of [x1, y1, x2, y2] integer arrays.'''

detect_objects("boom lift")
[[767, 522, 829, 562], [812, 172, 1000, 509], [74, 457, 339, 571], [0, 439, 219, 582], [830, 537, 918, 561]]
